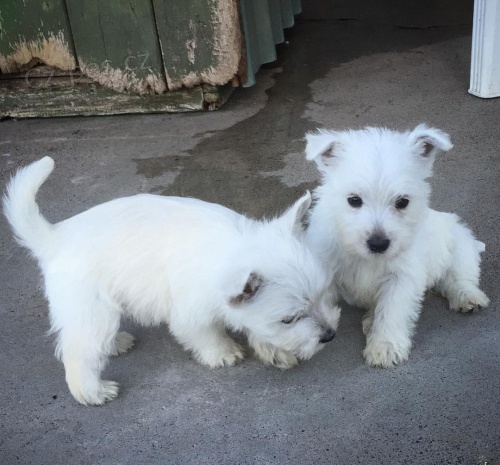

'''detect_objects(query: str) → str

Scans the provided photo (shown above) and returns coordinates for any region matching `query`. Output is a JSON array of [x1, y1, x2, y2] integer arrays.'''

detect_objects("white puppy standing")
[[3, 157, 340, 406], [305, 125, 489, 368]]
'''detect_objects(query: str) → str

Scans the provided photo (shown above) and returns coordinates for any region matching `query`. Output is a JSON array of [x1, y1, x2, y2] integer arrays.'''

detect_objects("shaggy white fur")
[[305, 124, 489, 368], [4, 157, 340, 405]]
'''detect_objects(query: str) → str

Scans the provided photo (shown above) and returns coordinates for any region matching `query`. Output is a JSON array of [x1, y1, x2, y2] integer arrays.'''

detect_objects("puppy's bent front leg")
[[363, 277, 424, 368], [170, 319, 244, 368], [248, 333, 298, 369]]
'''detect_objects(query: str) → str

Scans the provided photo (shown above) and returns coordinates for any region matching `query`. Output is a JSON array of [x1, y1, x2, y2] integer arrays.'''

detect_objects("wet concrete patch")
[[133, 20, 470, 219], [134, 155, 185, 179]]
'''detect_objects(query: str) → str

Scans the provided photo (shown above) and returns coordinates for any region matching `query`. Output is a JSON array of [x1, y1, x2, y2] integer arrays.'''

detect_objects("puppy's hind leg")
[[362, 309, 374, 336], [109, 331, 136, 356], [437, 223, 489, 313], [48, 284, 122, 406]]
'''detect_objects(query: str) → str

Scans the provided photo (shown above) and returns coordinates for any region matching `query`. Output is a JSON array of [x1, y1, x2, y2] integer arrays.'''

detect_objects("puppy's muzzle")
[[319, 328, 336, 343], [367, 234, 390, 254]]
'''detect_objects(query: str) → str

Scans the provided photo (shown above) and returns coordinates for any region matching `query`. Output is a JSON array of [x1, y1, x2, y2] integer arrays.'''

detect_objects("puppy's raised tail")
[[3, 156, 56, 257]]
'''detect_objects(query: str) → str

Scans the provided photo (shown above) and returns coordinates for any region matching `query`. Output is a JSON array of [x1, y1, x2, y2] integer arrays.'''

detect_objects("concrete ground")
[[1, 1, 499, 464]]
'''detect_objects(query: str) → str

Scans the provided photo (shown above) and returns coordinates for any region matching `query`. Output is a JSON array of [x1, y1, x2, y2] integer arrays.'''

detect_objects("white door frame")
[[469, 0, 500, 98]]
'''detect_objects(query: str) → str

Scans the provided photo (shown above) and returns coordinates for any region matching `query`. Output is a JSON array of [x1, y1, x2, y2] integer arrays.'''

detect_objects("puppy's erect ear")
[[278, 190, 312, 234], [410, 124, 453, 159], [229, 272, 264, 306], [305, 130, 341, 171]]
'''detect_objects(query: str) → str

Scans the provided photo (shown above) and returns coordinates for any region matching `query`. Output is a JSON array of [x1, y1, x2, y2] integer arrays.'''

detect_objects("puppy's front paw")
[[363, 339, 410, 368], [195, 340, 245, 368], [252, 342, 298, 369], [450, 289, 490, 313], [110, 332, 136, 356]]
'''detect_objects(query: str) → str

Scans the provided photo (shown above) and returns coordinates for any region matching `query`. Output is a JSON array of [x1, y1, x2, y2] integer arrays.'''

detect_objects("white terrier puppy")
[[4, 157, 340, 406], [305, 125, 489, 368]]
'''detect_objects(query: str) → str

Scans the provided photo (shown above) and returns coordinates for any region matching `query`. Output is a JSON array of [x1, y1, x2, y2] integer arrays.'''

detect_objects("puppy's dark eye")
[[395, 197, 409, 210], [347, 196, 362, 208], [281, 315, 305, 325]]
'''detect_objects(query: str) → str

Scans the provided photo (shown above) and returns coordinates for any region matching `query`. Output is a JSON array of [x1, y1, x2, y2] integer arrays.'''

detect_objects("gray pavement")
[[1, 2, 499, 464]]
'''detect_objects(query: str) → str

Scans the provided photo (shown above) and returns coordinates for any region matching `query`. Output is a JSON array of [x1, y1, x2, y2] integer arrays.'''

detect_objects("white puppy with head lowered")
[[305, 124, 489, 368], [3, 157, 340, 406]]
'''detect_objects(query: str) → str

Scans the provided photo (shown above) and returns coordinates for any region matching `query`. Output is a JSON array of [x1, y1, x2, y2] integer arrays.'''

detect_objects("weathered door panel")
[[0, 0, 76, 73], [0, 0, 299, 117], [152, 0, 241, 90], [65, 0, 166, 94]]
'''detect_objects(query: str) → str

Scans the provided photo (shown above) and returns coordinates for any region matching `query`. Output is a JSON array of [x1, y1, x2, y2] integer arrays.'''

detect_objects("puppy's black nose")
[[367, 234, 390, 253], [320, 329, 335, 343]]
